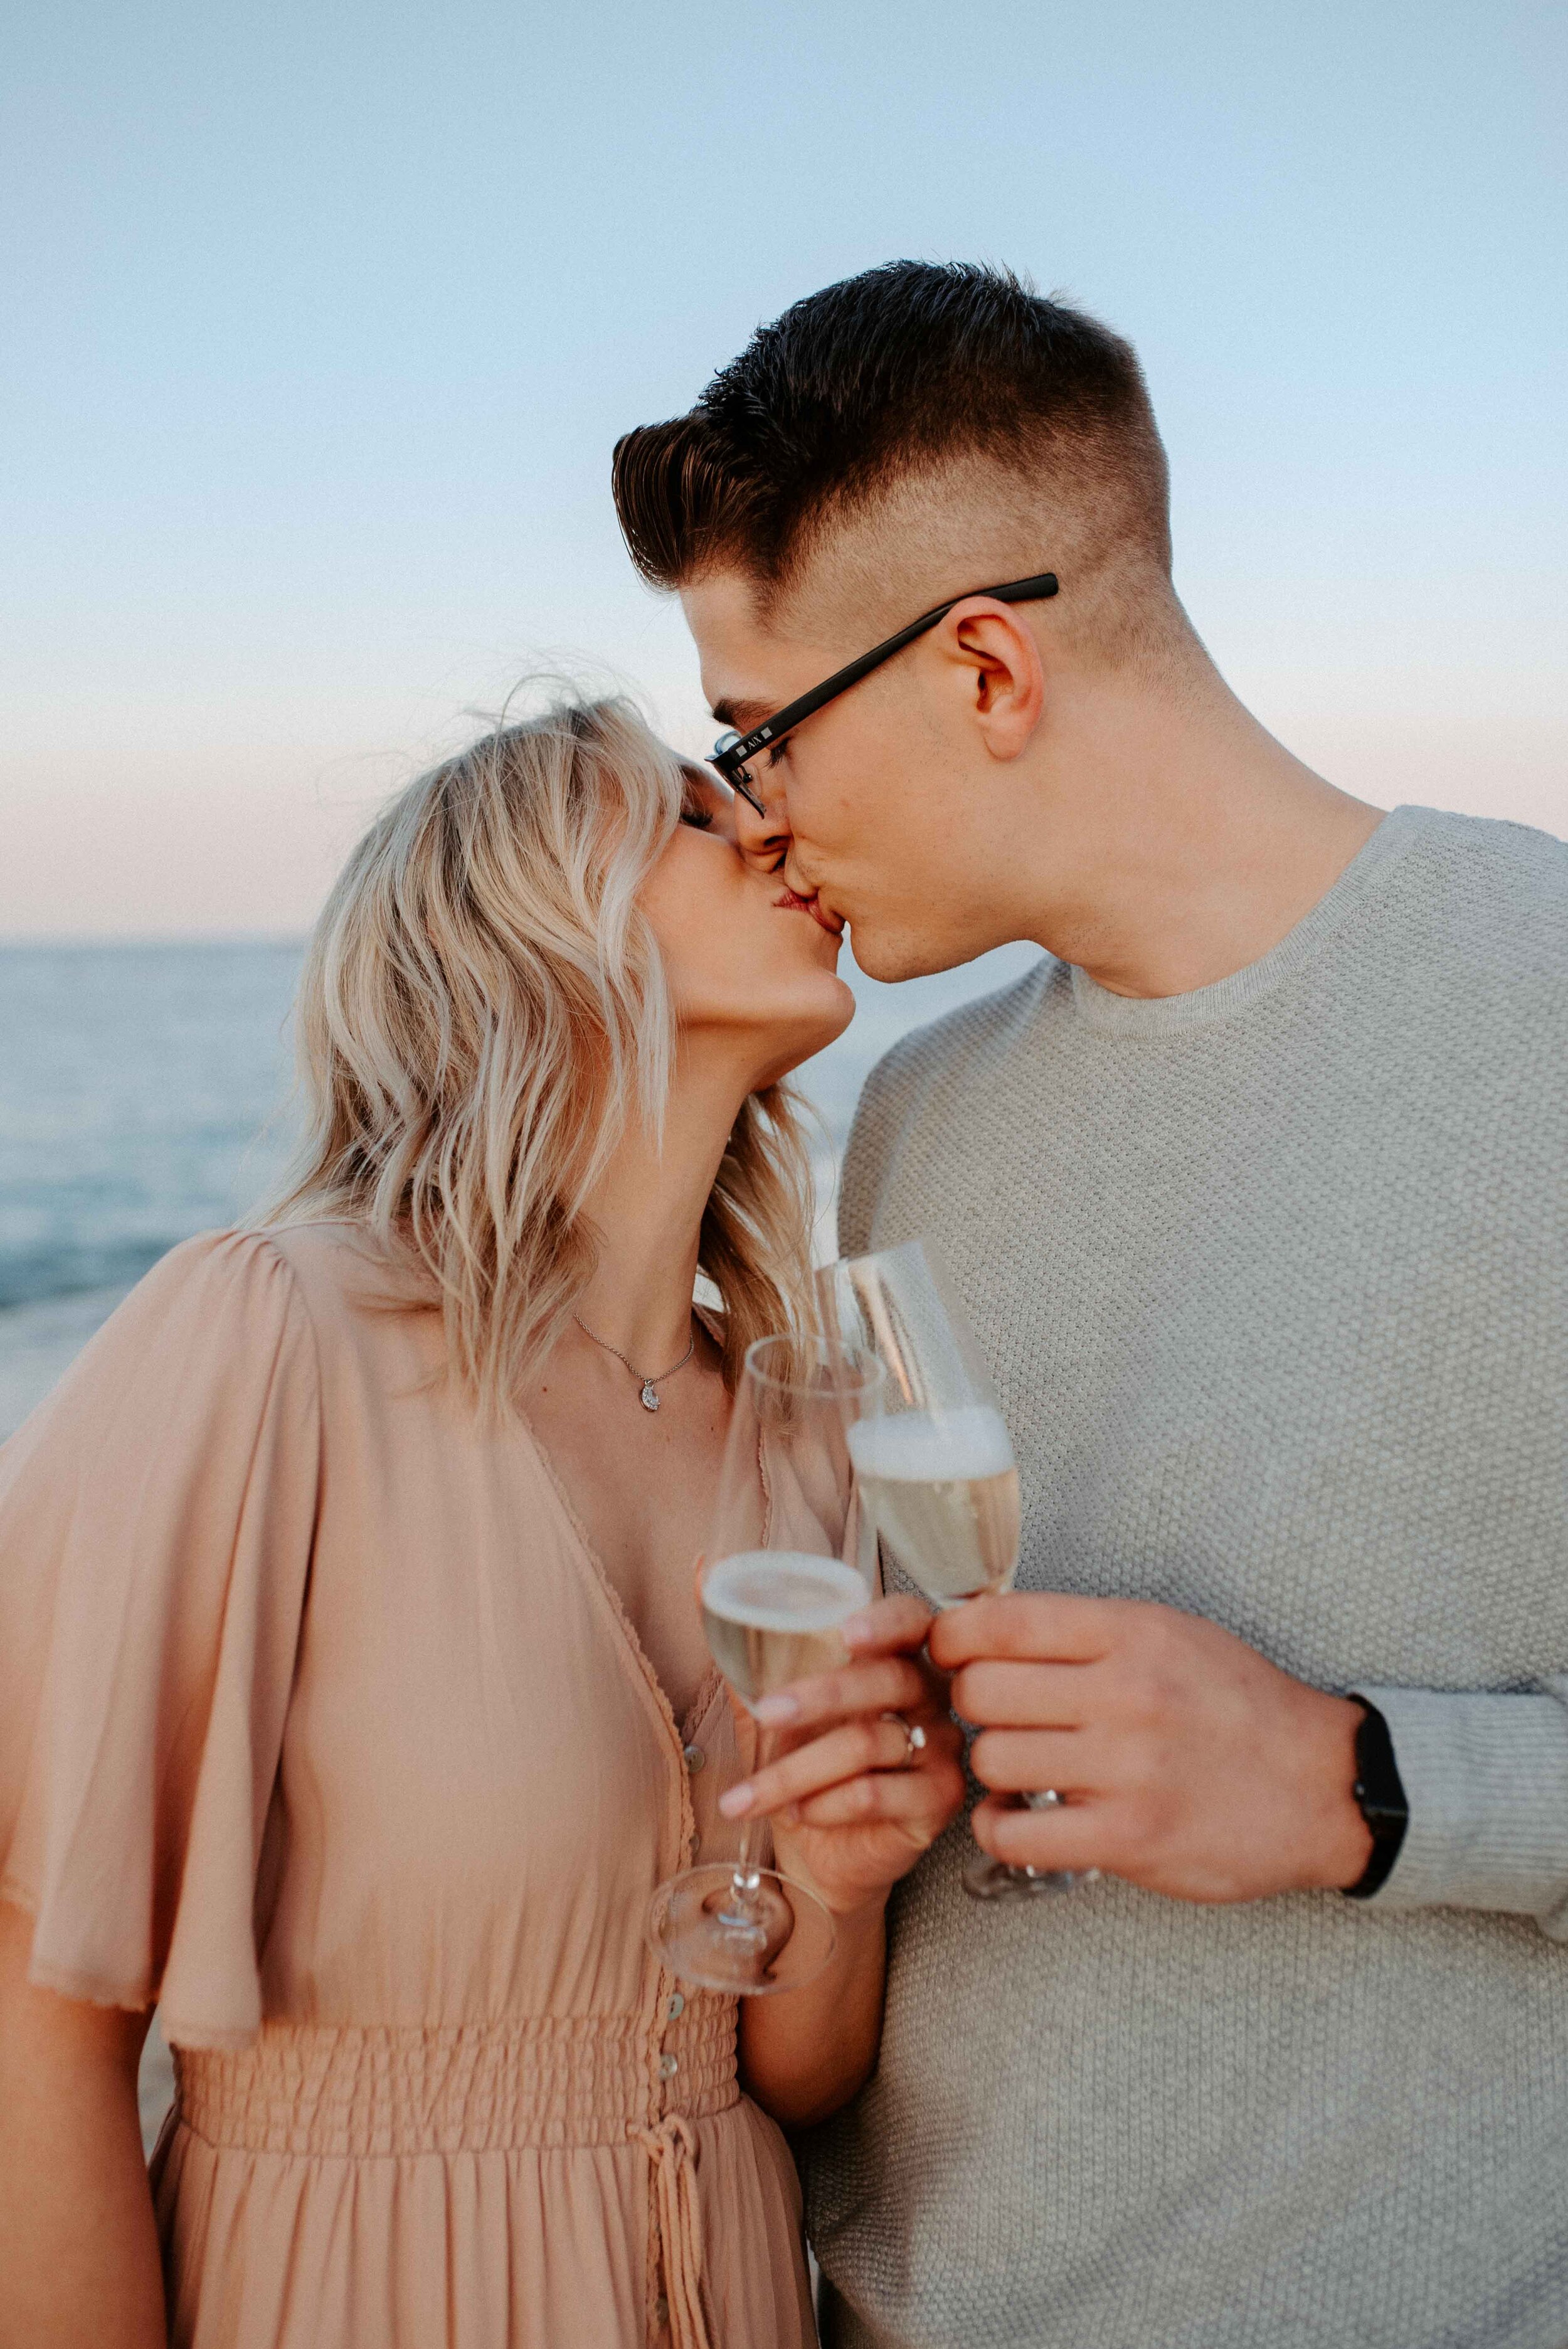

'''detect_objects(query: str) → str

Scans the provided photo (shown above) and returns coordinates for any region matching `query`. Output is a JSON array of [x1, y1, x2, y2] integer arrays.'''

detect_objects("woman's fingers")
[[751, 1653, 936, 1730], [720, 1715, 960, 1821], [721, 1717, 912, 1817], [792, 1754, 967, 1831]]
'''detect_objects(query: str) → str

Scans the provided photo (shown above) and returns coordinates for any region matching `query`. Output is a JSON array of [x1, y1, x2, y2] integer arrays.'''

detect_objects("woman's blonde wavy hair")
[[266, 691, 818, 1410]]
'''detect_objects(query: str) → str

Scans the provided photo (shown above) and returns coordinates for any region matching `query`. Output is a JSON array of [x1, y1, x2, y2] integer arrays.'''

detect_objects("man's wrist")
[[1340, 1699, 1410, 1899], [1298, 1689, 1377, 1890]]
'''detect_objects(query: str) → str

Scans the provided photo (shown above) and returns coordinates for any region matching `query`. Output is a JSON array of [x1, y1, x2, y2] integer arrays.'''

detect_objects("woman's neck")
[[573, 1048, 748, 1371]]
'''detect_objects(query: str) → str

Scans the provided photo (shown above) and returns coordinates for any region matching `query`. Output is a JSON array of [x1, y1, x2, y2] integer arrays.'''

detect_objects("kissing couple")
[[3, 262, 1565, 2349]]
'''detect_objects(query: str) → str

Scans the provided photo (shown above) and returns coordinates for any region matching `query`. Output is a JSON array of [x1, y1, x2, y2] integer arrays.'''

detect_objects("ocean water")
[[0, 943, 305, 1311], [0, 936, 1041, 1438]]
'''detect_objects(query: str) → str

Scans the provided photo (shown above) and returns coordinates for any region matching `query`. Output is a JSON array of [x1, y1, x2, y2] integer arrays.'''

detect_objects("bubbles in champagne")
[[847, 1406, 1020, 1607], [701, 1551, 867, 1709]]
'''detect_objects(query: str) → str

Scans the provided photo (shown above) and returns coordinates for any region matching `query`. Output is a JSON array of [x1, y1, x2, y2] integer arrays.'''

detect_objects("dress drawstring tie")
[[635, 2114, 714, 2349]]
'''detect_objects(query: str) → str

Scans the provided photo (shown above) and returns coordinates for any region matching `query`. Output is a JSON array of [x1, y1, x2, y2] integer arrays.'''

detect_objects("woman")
[[0, 696, 965, 2349]]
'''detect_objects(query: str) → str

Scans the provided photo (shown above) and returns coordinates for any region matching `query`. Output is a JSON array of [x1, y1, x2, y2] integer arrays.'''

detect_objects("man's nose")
[[731, 777, 793, 872]]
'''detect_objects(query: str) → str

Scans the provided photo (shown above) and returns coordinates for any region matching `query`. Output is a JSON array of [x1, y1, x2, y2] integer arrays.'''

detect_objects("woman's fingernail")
[[719, 1784, 755, 1818], [841, 1613, 876, 1645], [751, 1692, 799, 1724]]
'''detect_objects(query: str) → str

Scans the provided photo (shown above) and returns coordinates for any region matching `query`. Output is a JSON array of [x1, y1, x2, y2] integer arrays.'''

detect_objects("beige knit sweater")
[[804, 805, 1568, 2349]]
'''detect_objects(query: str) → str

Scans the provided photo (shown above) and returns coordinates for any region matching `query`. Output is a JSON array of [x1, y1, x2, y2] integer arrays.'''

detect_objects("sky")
[[3, 0, 1564, 937]]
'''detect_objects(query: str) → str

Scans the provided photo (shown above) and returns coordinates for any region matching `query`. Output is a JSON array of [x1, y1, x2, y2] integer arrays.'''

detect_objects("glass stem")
[[731, 1724, 775, 1890]]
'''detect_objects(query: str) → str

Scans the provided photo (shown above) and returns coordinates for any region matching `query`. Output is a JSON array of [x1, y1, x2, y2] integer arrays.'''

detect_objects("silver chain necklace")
[[573, 1315, 697, 1412]]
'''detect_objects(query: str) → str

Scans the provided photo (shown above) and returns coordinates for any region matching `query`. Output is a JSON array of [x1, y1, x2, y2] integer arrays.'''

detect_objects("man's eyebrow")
[[711, 695, 774, 733]]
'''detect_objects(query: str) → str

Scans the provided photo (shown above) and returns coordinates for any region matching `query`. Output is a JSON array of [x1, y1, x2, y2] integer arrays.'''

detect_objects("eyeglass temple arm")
[[709, 571, 1059, 788]]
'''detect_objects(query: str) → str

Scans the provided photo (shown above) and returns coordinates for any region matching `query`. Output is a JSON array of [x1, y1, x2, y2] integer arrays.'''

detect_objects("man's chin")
[[847, 921, 988, 985]]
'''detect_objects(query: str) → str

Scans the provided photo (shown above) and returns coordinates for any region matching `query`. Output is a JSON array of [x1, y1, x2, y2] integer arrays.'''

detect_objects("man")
[[612, 262, 1568, 2347]]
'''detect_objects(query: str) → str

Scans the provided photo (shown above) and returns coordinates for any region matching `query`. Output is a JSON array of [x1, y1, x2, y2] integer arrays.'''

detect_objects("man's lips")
[[775, 886, 845, 938]]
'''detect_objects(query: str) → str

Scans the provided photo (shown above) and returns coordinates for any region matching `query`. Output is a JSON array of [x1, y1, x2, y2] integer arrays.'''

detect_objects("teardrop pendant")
[[640, 1381, 660, 1412]]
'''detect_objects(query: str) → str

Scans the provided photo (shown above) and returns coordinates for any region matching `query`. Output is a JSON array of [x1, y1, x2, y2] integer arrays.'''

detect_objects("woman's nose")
[[732, 778, 793, 871]]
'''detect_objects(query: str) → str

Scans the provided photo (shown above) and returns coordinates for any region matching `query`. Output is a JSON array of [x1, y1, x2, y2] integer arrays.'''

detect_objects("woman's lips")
[[775, 887, 845, 938]]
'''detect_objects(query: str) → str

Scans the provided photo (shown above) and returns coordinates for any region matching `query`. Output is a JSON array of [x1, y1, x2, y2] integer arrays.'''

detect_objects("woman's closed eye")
[[677, 762, 732, 832]]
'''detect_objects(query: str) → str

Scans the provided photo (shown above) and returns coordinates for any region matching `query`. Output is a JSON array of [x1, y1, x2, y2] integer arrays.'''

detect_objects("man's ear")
[[935, 598, 1047, 761]]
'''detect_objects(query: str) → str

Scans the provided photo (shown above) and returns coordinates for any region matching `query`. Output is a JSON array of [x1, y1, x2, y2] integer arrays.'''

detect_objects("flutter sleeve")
[[0, 1231, 319, 2050]]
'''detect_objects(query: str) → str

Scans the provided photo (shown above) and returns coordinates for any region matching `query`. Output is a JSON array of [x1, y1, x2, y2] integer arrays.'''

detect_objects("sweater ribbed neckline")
[[1067, 803, 1428, 1036]]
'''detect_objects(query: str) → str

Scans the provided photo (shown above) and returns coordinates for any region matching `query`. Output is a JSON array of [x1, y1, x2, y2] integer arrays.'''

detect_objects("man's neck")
[[1022, 671, 1385, 1001]]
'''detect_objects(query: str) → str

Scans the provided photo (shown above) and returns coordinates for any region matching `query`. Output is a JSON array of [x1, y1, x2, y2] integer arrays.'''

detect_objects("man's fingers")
[[971, 1793, 1106, 1874], [969, 1727, 1092, 1795], [840, 1593, 936, 1655], [950, 1659, 1088, 1729], [751, 1654, 931, 1729], [928, 1591, 1118, 1672]]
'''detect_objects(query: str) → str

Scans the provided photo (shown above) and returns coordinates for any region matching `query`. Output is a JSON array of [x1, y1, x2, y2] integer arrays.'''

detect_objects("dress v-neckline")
[[517, 1406, 722, 1756]]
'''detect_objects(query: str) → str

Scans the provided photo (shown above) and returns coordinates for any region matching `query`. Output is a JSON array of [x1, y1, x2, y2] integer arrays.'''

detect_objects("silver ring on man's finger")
[[881, 1712, 927, 1768]]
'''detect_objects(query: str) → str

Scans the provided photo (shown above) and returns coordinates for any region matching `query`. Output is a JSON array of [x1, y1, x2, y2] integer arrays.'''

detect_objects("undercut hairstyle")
[[613, 260, 1186, 669]]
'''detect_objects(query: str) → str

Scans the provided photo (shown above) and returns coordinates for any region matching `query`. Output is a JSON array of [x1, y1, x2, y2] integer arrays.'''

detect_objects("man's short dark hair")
[[612, 261, 1172, 622]]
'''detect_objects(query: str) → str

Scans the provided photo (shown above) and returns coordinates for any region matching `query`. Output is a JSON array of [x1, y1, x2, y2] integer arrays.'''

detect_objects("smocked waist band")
[[175, 2008, 738, 2158]]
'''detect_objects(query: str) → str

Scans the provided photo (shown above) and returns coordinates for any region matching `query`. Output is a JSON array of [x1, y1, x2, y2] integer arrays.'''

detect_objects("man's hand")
[[928, 1594, 1372, 1902]]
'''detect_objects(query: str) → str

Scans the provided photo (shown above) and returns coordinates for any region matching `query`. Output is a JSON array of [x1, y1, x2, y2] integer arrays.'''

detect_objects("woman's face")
[[638, 763, 856, 1086]]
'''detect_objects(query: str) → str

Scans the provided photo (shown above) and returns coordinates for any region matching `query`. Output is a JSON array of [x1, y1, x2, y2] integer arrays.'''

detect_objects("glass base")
[[963, 1850, 1101, 1900], [647, 1862, 838, 1996]]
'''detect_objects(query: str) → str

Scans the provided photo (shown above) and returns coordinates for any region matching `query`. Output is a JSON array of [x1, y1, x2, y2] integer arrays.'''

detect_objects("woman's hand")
[[718, 1594, 966, 1918], [729, 1597, 961, 2129]]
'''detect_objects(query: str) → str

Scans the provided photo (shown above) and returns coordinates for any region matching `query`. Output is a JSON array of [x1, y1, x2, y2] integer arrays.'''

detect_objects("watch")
[[1342, 1698, 1409, 1900]]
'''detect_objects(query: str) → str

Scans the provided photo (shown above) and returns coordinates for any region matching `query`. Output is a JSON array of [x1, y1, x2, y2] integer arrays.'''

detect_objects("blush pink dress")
[[0, 1223, 816, 2349]]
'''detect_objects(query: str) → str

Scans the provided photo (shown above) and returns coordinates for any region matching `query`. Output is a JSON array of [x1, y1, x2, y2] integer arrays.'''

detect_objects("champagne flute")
[[646, 1334, 886, 1994], [817, 1238, 1096, 1902]]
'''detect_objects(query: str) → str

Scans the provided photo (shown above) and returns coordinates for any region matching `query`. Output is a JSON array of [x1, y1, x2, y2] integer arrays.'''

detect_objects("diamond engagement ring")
[[882, 1713, 928, 1768]]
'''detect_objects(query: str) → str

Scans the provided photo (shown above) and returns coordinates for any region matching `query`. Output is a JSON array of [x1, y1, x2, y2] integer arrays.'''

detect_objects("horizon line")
[[0, 932, 312, 952]]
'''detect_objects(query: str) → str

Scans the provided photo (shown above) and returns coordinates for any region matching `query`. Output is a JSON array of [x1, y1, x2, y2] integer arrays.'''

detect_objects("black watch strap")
[[1342, 1698, 1409, 1901]]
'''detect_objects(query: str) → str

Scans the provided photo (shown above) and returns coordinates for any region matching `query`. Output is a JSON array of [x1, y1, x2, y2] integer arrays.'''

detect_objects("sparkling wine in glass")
[[645, 1334, 886, 1995], [818, 1239, 1096, 1902], [845, 1404, 1021, 1608], [701, 1550, 870, 1707]]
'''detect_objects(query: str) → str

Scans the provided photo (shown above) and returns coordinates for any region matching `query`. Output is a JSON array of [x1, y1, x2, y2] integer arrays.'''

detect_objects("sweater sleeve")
[[1355, 1683, 1568, 1936]]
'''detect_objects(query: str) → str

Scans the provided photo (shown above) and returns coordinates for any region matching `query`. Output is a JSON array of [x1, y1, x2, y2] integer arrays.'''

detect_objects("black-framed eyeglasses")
[[708, 569, 1059, 815]]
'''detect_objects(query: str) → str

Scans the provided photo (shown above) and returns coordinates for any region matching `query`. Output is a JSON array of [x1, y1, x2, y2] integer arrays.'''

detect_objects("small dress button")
[[687, 1830, 701, 1858], [682, 1744, 705, 1773], [659, 2052, 679, 2080], [666, 1991, 685, 2020]]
